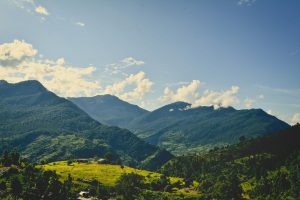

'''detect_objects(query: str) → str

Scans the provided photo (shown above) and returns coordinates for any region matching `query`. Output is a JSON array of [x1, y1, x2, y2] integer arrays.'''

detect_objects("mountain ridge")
[[0, 80, 173, 170], [69, 94, 148, 128]]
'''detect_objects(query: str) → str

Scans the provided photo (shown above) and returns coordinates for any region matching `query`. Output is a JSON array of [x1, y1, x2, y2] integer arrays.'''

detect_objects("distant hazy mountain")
[[0, 80, 173, 170], [69, 95, 148, 127], [127, 102, 290, 155]]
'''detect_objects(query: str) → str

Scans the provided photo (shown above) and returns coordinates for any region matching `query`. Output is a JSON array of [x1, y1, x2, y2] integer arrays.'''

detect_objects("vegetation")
[[127, 101, 290, 155], [0, 80, 173, 170], [40, 160, 200, 199], [0, 150, 78, 200], [161, 124, 300, 199]]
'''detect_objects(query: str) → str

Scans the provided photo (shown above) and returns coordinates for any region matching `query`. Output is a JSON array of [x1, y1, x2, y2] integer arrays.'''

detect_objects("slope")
[[69, 95, 148, 127], [128, 101, 290, 154], [0, 80, 173, 170], [161, 124, 300, 199]]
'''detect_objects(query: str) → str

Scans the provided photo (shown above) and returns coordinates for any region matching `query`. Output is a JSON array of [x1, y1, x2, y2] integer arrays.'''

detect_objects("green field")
[[40, 161, 200, 198]]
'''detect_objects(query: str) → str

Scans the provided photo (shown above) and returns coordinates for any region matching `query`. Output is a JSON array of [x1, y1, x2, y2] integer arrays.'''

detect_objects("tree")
[[96, 182, 110, 200], [104, 152, 113, 164], [0, 180, 6, 191], [115, 173, 145, 200], [11, 176, 23, 200], [239, 136, 246, 143], [2, 150, 10, 166], [10, 149, 20, 166]]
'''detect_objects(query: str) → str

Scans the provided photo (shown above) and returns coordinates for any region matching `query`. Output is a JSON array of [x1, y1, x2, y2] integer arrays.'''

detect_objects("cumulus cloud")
[[35, 5, 49, 16], [244, 98, 255, 108], [161, 80, 240, 109], [0, 40, 101, 97], [76, 22, 85, 27], [291, 113, 300, 125], [104, 71, 153, 101], [105, 57, 145, 75], [193, 86, 240, 109], [0, 40, 37, 66], [161, 80, 201, 103]]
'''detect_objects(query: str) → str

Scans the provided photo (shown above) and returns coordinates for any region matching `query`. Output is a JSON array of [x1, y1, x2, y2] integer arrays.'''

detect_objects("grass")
[[40, 161, 201, 198], [41, 161, 181, 186]]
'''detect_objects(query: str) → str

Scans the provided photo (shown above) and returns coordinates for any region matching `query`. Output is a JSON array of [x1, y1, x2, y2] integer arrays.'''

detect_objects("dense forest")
[[161, 124, 300, 199], [2, 125, 299, 199]]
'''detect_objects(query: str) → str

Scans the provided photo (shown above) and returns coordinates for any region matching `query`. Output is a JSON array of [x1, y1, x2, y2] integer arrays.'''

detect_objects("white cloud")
[[0, 40, 37, 66], [291, 113, 300, 125], [161, 80, 240, 109], [238, 0, 257, 6], [0, 40, 101, 97], [104, 71, 153, 102], [35, 5, 49, 16], [56, 58, 65, 65], [11, 1, 49, 19], [161, 80, 201, 103], [244, 98, 255, 108], [193, 86, 240, 109], [267, 109, 273, 115], [76, 22, 85, 27], [105, 57, 145, 75]]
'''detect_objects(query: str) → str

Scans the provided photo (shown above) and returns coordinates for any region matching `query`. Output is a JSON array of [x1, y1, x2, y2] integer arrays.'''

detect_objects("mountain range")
[[70, 96, 290, 155], [0, 80, 173, 170], [69, 95, 148, 128]]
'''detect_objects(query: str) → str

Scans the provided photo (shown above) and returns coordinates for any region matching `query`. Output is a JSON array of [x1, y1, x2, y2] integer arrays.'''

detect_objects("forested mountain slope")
[[161, 125, 300, 199], [0, 80, 173, 170], [128, 101, 290, 154]]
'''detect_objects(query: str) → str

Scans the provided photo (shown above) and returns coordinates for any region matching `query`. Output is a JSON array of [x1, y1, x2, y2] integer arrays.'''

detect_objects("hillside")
[[0, 80, 173, 170], [160, 125, 300, 199], [69, 95, 148, 127], [127, 101, 290, 154], [40, 161, 201, 199]]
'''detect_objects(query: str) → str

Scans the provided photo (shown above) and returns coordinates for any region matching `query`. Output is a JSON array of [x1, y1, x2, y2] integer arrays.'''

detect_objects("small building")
[[97, 158, 106, 164], [75, 159, 89, 163]]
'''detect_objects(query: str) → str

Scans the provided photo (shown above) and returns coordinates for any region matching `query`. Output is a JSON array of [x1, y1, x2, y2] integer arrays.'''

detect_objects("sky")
[[0, 0, 299, 124]]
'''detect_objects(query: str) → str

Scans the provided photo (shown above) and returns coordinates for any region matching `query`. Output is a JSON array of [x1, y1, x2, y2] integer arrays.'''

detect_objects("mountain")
[[69, 95, 148, 128], [127, 101, 290, 155], [0, 80, 173, 170], [161, 124, 300, 199]]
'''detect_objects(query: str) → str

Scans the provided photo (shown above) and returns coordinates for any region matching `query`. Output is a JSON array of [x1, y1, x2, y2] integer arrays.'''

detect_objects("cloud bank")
[[104, 71, 153, 101], [0, 40, 100, 97], [161, 80, 240, 109]]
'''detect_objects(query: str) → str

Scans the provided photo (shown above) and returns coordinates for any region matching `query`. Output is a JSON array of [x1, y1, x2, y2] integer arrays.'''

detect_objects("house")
[[97, 158, 106, 164], [75, 159, 89, 163]]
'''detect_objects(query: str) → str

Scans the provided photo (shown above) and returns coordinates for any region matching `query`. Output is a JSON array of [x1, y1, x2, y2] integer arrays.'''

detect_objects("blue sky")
[[0, 0, 299, 124]]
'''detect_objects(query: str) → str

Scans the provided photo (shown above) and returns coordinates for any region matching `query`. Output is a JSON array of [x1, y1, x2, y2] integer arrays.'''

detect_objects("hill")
[[69, 95, 148, 128], [127, 101, 290, 154], [40, 161, 201, 199], [0, 80, 173, 170], [160, 125, 300, 199]]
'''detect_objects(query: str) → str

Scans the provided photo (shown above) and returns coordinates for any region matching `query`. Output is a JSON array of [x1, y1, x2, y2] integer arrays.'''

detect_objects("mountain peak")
[[0, 80, 9, 86]]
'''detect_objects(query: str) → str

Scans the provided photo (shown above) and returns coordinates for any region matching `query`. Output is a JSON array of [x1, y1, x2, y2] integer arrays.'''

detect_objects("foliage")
[[161, 125, 300, 199], [0, 80, 173, 170], [116, 172, 145, 199], [0, 150, 78, 200], [127, 101, 290, 155]]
